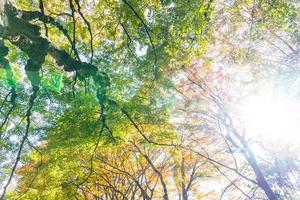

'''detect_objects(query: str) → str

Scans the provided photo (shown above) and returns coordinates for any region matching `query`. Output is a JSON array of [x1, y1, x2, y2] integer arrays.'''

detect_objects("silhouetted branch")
[[77, 100, 107, 186], [122, 0, 158, 77], [219, 179, 237, 200], [74, 0, 94, 63], [0, 88, 38, 200], [0, 90, 17, 133], [133, 142, 169, 200], [38, 0, 48, 37], [0, 100, 16, 131], [214, 165, 251, 199], [17, 7, 80, 60], [0, 91, 11, 112]]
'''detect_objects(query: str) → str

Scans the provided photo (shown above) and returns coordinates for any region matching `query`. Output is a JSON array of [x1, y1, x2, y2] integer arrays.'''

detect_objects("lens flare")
[[238, 86, 300, 142]]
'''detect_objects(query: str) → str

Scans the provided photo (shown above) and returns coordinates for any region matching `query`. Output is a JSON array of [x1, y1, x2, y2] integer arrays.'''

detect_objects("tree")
[[1, 0, 300, 199], [174, 1, 300, 199], [0, 0, 213, 198]]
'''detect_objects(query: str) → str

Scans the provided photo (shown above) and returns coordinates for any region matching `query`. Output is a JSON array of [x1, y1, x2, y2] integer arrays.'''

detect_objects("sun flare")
[[238, 86, 300, 142]]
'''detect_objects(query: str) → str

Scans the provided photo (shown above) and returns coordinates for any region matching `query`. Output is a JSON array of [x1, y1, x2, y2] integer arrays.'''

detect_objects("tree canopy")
[[1, 0, 300, 199]]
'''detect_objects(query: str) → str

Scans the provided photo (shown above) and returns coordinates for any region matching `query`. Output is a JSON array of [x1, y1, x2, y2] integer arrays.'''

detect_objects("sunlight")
[[239, 86, 300, 142]]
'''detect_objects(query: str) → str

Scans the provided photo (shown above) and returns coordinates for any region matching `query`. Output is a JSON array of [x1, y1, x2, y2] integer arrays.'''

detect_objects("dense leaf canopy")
[[1, 0, 300, 199]]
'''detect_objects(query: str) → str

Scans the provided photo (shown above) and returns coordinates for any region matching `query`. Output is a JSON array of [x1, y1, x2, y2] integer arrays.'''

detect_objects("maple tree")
[[1, 0, 300, 199]]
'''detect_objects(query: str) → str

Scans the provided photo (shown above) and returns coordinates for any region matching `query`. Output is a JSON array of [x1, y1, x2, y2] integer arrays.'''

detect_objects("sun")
[[238, 86, 300, 142]]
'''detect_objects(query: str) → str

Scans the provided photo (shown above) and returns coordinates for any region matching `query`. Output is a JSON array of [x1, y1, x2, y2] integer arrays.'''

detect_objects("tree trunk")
[[231, 127, 277, 200], [182, 189, 188, 200], [246, 151, 277, 200]]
